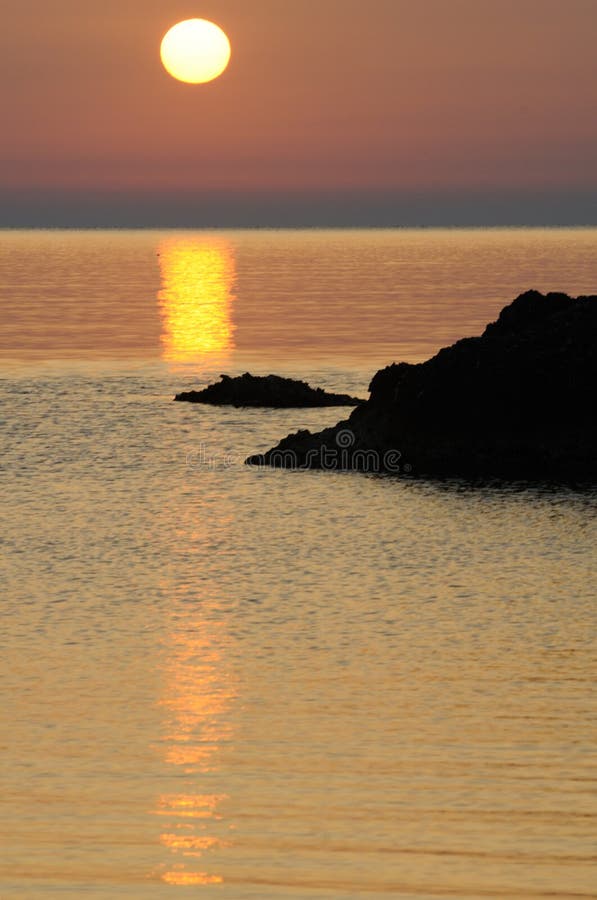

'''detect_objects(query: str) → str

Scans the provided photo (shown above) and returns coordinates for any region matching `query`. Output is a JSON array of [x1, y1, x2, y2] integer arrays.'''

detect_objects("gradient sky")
[[2, 0, 597, 225]]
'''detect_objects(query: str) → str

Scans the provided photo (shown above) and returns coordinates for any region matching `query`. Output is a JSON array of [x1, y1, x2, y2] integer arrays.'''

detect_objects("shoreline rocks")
[[246, 291, 597, 482], [175, 373, 362, 408]]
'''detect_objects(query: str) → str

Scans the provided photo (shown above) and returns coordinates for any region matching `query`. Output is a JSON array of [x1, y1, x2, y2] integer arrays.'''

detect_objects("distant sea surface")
[[2, 229, 596, 899]]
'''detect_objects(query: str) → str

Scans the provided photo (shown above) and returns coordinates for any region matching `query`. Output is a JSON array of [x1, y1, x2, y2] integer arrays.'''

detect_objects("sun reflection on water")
[[153, 589, 237, 886], [162, 871, 224, 886], [157, 237, 236, 369]]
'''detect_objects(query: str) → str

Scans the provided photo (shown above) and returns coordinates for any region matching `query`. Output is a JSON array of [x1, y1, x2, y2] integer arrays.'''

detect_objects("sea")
[[1, 228, 596, 899]]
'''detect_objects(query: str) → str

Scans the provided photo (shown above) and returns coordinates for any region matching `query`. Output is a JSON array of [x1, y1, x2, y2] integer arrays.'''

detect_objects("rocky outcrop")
[[246, 291, 597, 481], [175, 373, 362, 408]]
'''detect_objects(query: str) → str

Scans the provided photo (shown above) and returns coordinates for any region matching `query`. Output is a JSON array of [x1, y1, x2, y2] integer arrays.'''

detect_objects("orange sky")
[[2, 0, 597, 224]]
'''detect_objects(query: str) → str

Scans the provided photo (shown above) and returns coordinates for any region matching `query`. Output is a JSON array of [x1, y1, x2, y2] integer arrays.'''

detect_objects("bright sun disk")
[[160, 19, 231, 85]]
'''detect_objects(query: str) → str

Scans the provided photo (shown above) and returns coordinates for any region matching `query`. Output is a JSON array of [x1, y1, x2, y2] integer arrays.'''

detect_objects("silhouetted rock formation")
[[175, 373, 362, 408], [246, 291, 597, 481]]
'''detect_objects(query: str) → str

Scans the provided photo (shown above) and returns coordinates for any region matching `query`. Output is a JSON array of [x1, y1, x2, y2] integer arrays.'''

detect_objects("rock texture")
[[175, 373, 362, 408], [246, 291, 597, 481]]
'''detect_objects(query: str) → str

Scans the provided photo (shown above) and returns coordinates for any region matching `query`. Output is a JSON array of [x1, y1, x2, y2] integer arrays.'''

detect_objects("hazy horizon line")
[[2, 223, 597, 232], [2, 187, 596, 229]]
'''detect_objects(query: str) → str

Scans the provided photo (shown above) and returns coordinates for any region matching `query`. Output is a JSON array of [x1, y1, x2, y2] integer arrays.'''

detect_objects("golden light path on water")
[[157, 237, 236, 369], [154, 239, 238, 884], [152, 578, 237, 886]]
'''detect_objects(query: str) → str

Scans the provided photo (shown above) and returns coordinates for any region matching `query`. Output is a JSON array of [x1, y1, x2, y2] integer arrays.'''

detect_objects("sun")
[[160, 19, 231, 85]]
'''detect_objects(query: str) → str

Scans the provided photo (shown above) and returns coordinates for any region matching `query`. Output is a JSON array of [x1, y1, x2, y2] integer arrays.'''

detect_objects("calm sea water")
[[1, 229, 596, 899]]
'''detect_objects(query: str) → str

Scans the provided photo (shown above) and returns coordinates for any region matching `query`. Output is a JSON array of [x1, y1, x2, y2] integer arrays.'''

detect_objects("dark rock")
[[246, 291, 597, 481], [174, 373, 362, 408]]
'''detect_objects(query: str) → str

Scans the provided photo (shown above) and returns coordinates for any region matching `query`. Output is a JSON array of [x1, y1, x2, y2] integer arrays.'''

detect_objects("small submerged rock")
[[175, 373, 362, 408]]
